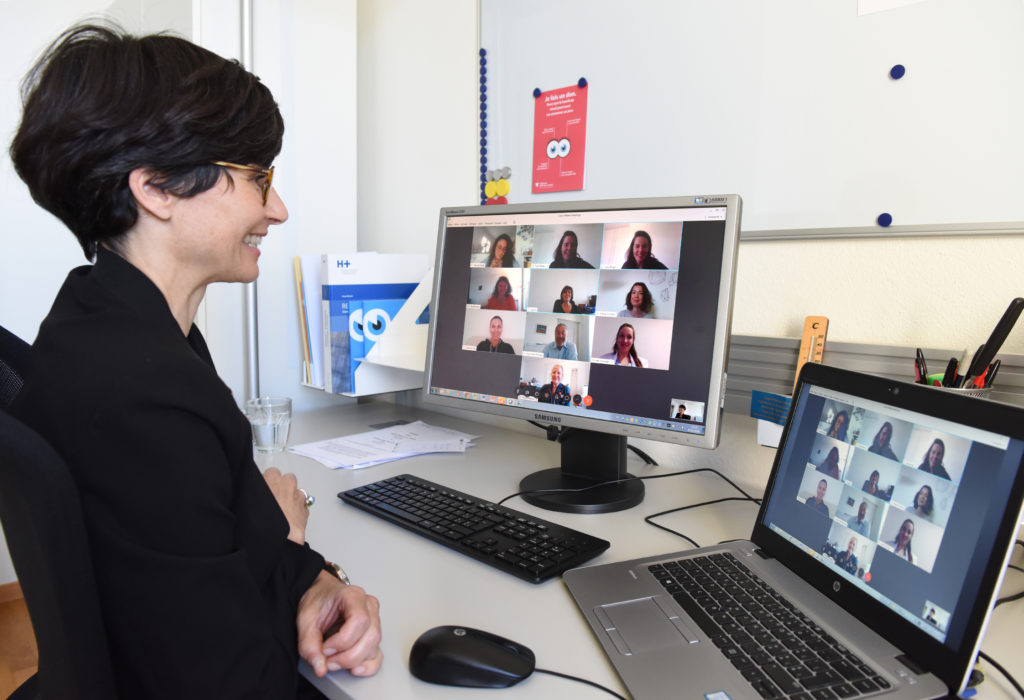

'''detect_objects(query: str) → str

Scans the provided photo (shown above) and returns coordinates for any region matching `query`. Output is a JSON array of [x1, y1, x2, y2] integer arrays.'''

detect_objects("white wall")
[[356, 0, 478, 255]]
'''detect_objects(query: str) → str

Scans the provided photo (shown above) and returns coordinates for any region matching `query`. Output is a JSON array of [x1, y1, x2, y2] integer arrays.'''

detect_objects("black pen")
[[941, 357, 958, 387], [985, 360, 1001, 388], [915, 349, 929, 384], [966, 298, 1024, 386]]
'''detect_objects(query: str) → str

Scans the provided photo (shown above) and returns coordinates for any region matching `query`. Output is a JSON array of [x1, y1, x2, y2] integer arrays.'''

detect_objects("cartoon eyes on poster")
[[532, 80, 589, 194]]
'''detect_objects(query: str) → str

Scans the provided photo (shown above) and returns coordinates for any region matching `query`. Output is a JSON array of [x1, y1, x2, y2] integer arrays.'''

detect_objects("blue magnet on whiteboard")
[[480, 138, 487, 147], [877, 213, 893, 227], [479, 48, 486, 57], [578, 77, 587, 88], [889, 64, 905, 80], [480, 165, 487, 174], [533, 88, 541, 98], [479, 66, 487, 76], [480, 147, 487, 156], [480, 57, 487, 66], [480, 85, 486, 94]]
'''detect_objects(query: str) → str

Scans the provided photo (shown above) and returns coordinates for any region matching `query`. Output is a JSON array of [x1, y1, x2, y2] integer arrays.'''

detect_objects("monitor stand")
[[519, 428, 644, 514]]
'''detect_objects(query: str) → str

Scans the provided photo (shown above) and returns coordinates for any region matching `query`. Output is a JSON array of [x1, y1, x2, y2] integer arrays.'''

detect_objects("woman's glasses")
[[211, 161, 274, 205]]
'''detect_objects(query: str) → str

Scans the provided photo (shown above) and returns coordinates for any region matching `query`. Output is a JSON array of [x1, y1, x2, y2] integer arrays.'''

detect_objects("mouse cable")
[[977, 650, 1024, 699], [1009, 563, 1024, 574], [533, 667, 627, 700]]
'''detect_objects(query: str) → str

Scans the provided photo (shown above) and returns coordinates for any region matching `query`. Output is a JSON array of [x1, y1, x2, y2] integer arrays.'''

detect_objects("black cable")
[[978, 651, 1024, 698], [626, 443, 657, 465], [534, 667, 627, 699], [1009, 564, 1024, 574], [496, 467, 761, 508], [994, 589, 1024, 608]]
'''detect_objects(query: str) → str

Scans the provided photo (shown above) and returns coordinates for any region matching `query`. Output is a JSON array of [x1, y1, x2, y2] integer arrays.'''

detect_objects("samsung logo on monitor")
[[534, 413, 561, 423]]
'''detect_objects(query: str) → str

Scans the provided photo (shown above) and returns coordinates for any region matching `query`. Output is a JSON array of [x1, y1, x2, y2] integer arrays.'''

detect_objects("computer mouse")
[[409, 625, 536, 688]]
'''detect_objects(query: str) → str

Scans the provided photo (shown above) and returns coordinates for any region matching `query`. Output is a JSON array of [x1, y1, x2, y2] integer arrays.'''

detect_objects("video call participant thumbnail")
[[549, 230, 595, 269], [597, 322, 647, 367], [476, 316, 515, 354], [538, 364, 572, 405], [542, 323, 578, 360]]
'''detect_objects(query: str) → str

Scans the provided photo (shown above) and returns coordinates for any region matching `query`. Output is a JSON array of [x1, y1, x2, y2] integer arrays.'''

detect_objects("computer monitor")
[[423, 195, 741, 514]]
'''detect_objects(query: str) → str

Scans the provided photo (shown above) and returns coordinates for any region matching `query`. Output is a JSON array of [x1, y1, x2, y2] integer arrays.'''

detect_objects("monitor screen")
[[423, 195, 741, 513]]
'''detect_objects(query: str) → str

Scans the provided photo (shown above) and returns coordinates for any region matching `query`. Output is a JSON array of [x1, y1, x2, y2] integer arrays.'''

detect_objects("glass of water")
[[245, 396, 292, 453]]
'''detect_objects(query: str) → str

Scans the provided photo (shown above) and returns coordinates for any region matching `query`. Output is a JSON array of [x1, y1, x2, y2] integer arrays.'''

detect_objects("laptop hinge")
[[895, 654, 926, 675]]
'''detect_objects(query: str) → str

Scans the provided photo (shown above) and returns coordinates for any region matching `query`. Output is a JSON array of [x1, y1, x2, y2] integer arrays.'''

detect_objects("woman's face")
[[177, 168, 289, 284], [928, 442, 943, 466], [897, 520, 914, 546], [631, 235, 650, 265], [562, 287, 572, 302], [497, 278, 509, 296], [629, 284, 644, 308], [879, 424, 891, 442], [869, 471, 879, 486], [551, 366, 563, 384], [493, 238, 507, 262], [489, 317, 502, 342], [616, 326, 635, 354], [835, 413, 846, 429], [916, 486, 931, 508], [560, 235, 575, 261]]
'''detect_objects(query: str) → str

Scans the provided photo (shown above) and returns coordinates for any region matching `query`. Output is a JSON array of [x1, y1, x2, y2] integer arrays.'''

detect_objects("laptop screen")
[[758, 371, 1024, 653]]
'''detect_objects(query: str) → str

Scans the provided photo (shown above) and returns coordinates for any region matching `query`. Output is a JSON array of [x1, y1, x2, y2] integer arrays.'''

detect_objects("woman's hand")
[[262, 467, 309, 545], [297, 571, 383, 678]]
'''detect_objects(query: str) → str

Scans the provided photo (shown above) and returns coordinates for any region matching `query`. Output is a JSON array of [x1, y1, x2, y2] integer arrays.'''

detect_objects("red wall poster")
[[532, 83, 588, 194]]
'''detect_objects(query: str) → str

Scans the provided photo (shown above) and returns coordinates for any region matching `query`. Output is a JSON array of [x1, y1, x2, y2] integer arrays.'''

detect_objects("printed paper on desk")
[[289, 420, 477, 469]]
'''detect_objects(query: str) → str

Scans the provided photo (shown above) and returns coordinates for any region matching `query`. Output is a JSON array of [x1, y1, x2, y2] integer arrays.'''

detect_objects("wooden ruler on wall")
[[793, 316, 829, 393]]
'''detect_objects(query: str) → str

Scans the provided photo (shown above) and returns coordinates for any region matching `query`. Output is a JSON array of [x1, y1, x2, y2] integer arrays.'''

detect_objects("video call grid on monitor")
[[426, 199, 737, 445], [766, 382, 1015, 645]]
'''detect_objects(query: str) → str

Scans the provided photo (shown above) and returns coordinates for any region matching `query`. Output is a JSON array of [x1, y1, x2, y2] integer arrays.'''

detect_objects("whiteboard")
[[479, 0, 1024, 233]]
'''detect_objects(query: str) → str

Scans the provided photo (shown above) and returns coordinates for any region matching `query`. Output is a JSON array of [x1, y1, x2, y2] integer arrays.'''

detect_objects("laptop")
[[564, 363, 1024, 700]]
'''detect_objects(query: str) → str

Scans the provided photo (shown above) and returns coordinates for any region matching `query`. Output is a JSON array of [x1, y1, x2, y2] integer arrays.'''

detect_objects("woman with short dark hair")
[[9, 23, 382, 698]]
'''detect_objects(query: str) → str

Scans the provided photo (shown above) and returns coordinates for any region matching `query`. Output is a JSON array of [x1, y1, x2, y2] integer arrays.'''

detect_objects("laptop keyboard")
[[649, 552, 892, 699]]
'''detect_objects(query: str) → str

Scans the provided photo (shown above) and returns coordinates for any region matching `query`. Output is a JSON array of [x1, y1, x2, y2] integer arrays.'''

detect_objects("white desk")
[[266, 402, 1024, 700]]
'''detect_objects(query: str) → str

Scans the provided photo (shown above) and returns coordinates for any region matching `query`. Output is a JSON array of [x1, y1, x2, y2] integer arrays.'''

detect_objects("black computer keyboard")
[[650, 552, 889, 699], [338, 474, 610, 584]]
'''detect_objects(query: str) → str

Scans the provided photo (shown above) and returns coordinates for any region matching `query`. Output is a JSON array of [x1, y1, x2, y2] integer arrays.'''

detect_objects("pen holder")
[[924, 383, 993, 400]]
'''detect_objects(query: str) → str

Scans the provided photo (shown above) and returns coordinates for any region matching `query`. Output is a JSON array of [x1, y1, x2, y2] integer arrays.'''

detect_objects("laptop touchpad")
[[599, 596, 697, 654]]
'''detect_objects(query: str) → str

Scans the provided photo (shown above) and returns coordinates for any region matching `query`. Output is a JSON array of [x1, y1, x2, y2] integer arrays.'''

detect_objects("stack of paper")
[[288, 421, 478, 470]]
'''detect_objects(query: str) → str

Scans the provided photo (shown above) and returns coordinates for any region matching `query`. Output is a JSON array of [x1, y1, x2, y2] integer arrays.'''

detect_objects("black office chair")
[[0, 409, 118, 699], [0, 324, 31, 408]]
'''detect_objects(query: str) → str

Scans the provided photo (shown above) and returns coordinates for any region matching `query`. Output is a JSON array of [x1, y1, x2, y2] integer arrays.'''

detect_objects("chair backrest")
[[0, 410, 117, 699], [0, 325, 31, 408]]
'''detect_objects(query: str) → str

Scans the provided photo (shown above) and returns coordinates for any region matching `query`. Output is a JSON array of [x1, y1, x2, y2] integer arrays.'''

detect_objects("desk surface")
[[269, 402, 1024, 700]]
